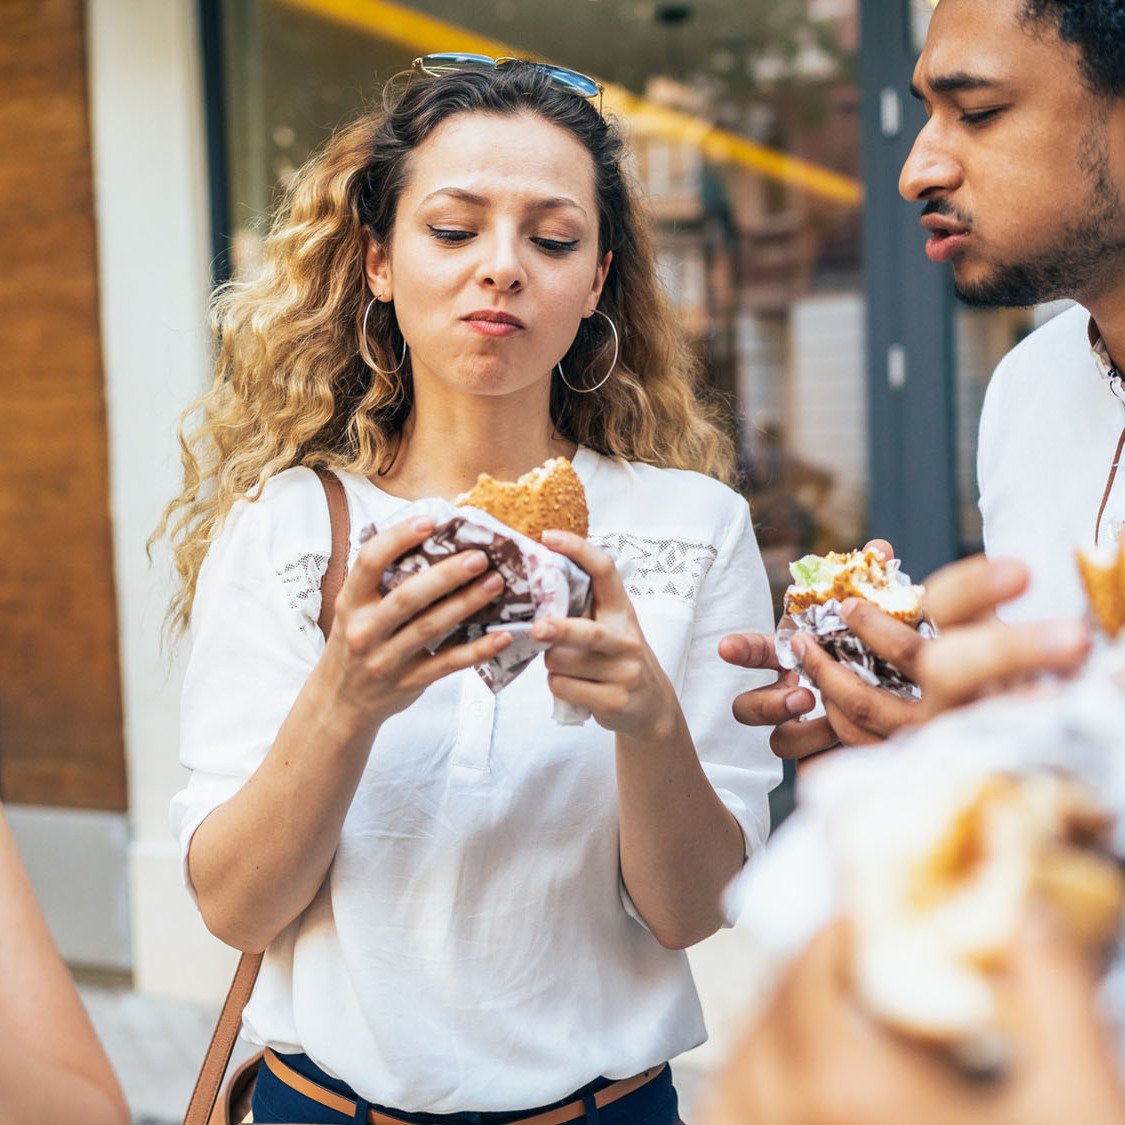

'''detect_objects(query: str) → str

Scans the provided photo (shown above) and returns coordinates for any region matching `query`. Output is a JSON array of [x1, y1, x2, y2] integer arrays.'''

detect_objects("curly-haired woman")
[[160, 57, 778, 1123]]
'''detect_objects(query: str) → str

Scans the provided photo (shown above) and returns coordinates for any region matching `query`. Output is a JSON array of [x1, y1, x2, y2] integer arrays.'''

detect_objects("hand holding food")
[[369, 458, 593, 699], [324, 517, 514, 729], [718, 539, 896, 760], [704, 912, 1125, 1125], [720, 660, 1125, 1125], [782, 554, 1089, 749], [838, 771, 1123, 1069], [779, 547, 929, 699], [533, 530, 681, 738]]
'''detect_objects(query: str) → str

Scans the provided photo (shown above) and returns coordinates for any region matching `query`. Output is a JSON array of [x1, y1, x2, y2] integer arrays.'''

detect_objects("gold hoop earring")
[[361, 297, 407, 375], [556, 309, 619, 394]]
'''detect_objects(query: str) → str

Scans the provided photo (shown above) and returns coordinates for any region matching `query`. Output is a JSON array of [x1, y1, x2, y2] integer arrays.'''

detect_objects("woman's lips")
[[462, 311, 525, 338]]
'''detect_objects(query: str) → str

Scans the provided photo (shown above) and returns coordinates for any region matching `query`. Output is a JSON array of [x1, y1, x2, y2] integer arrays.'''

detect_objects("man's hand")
[[717, 631, 840, 759], [702, 916, 1125, 1125], [799, 555, 1089, 746], [718, 539, 894, 761]]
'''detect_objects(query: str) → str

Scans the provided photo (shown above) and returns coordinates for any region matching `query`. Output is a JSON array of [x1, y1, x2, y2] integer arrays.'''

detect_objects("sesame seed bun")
[[455, 457, 588, 543]]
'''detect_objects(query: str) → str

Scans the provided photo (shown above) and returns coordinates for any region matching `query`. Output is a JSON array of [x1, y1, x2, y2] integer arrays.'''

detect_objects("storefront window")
[[217, 0, 867, 615]]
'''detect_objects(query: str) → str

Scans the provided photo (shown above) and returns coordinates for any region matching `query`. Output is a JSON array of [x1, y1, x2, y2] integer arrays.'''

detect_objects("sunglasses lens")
[[417, 54, 602, 106], [418, 53, 496, 75], [539, 65, 601, 99]]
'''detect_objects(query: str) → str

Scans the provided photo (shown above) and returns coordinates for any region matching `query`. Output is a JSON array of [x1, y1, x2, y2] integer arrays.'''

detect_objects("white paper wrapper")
[[727, 642, 1125, 1068], [363, 498, 592, 723]]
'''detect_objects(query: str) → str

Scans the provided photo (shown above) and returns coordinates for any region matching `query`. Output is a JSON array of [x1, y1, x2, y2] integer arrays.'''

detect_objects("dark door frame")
[[860, 0, 959, 580]]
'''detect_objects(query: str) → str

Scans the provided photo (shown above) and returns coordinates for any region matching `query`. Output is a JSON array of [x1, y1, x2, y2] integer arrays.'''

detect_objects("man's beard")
[[948, 122, 1125, 309]]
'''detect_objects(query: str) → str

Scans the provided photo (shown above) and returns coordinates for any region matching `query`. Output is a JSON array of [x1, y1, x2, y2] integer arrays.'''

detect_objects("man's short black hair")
[[1022, 1, 1125, 97]]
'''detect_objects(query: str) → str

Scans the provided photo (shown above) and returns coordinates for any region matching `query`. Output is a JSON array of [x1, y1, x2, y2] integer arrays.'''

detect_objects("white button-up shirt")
[[171, 447, 779, 1111]]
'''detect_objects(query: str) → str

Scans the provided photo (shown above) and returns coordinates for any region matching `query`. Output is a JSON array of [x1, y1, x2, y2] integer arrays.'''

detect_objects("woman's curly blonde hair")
[[156, 63, 735, 637]]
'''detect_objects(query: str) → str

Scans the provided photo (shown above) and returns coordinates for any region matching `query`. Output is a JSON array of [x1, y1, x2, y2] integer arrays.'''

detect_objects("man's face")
[[900, 0, 1125, 308]]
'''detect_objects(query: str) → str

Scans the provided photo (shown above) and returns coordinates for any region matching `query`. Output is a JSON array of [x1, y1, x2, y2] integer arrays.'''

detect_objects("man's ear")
[[364, 237, 393, 300]]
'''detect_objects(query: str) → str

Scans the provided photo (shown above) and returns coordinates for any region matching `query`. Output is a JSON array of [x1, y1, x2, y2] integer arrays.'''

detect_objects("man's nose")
[[899, 125, 963, 202]]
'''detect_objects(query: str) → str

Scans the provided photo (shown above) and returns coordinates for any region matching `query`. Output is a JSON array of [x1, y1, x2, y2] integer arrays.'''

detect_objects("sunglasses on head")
[[412, 53, 605, 114]]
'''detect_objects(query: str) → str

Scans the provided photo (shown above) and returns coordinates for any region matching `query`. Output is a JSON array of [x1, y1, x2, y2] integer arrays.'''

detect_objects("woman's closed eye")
[[532, 237, 580, 254], [426, 226, 580, 255], [428, 225, 475, 244]]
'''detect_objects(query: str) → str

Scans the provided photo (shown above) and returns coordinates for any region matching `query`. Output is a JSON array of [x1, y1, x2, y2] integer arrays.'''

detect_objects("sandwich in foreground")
[[727, 649, 1125, 1083], [840, 769, 1124, 1072], [1077, 538, 1125, 638]]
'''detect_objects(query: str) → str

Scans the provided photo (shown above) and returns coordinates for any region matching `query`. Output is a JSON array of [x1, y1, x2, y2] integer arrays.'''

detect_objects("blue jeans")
[[250, 1052, 680, 1125]]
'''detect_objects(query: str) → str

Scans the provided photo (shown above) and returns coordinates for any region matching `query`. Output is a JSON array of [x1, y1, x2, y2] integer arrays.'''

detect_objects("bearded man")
[[722, 0, 1125, 758]]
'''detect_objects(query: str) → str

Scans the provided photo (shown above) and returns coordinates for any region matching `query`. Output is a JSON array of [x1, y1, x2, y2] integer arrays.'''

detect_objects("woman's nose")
[[477, 235, 526, 291], [899, 124, 963, 202]]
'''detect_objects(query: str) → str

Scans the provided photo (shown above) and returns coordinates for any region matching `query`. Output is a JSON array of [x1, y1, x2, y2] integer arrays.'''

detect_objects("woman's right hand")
[[188, 515, 512, 951], [322, 516, 512, 729]]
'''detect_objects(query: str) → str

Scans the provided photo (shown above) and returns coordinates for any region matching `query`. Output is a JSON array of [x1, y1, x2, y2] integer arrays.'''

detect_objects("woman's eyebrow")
[[419, 187, 488, 207], [419, 187, 587, 217]]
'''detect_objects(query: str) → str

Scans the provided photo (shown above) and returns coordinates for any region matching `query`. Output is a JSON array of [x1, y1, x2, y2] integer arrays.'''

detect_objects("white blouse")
[[171, 446, 780, 1111]]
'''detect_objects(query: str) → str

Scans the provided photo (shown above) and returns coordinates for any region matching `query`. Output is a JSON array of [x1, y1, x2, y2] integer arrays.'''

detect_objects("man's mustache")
[[922, 198, 973, 227]]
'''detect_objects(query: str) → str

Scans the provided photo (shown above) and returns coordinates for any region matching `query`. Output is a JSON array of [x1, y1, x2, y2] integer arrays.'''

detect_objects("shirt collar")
[[1088, 316, 1122, 381]]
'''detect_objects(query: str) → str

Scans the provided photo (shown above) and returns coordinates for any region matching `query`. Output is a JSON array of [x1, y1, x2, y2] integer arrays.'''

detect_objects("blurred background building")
[[3, 0, 1060, 1047]]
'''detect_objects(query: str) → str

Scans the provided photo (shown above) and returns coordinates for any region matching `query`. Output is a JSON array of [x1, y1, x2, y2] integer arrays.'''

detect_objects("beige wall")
[[87, 0, 237, 1000]]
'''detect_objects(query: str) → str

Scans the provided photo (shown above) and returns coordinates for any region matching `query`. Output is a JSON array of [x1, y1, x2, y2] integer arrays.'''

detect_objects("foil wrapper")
[[776, 601, 935, 701], [361, 498, 592, 723]]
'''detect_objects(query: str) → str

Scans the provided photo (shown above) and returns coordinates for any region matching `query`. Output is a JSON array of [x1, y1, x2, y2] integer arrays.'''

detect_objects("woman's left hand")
[[533, 530, 678, 738]]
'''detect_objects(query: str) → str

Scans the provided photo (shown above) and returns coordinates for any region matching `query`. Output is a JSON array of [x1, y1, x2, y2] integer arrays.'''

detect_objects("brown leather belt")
[[261, 1049, 667, 1125]]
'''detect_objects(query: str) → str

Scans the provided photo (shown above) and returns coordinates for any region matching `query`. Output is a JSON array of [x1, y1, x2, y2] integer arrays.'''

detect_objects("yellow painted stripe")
[[273, 0, 519, 57], [273, 0, 863, 206]]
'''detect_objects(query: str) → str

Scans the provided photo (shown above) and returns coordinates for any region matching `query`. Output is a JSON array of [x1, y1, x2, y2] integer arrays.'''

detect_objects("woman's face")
[[366, 110, 611, 400]]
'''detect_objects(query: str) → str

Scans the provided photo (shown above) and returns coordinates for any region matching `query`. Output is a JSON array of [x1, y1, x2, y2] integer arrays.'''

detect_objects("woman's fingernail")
[[790, 635, 808, 659], [411, 517, 435, 533], [839, 598, 860, 621], [483, 572, 504, 593], [541, 529, 563, 547], [464, 551, 488, 573], [534, 620, 557, 641], [785, 691, 811, 715]]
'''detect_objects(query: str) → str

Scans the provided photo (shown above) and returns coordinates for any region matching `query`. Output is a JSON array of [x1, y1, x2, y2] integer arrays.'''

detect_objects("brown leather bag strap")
[[182, 468, 351, 1125], [183, 951, 262, 1125]]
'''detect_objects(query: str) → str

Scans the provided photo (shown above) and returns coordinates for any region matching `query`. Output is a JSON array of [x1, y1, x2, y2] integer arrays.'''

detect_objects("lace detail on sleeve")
[[589, 533, 719, 605], [278, 552, 329, 634]]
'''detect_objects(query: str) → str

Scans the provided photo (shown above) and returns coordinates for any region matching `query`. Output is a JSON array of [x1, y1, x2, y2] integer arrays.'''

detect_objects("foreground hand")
[[799, 555, 1090, 746], [324, 517, 512, 726], [703, 916, 1125, 1125], [718, 539, 893, 760], [533, 530, 679, 737]]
